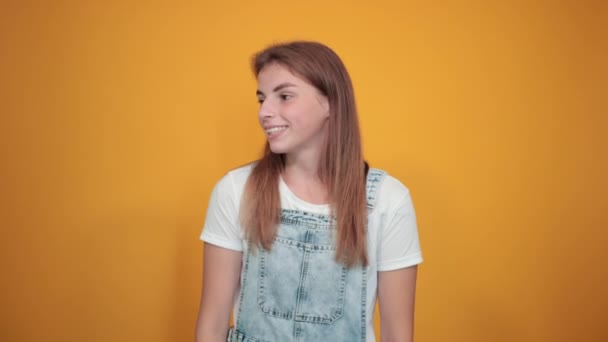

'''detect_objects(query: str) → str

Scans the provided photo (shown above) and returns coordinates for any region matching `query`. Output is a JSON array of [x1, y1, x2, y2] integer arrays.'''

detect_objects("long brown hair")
[[240, 41, 368, 267]]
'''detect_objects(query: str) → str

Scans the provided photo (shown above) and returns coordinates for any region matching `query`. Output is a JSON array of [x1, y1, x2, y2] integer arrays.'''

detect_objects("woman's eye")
[[257, 98, 265, 104], [280, 94, 292, 101]]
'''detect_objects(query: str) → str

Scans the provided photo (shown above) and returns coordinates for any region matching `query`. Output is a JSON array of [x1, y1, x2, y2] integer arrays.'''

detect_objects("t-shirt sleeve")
[[377, 189, 423, 271], [199, 173, 243, 251]]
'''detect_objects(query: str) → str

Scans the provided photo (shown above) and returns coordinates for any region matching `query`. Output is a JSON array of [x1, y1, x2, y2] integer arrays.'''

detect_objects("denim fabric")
[[228, 169, 386, 342]]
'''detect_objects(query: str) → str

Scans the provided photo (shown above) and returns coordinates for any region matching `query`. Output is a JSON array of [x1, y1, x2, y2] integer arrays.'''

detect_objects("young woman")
[[195, 41, 423, 342]]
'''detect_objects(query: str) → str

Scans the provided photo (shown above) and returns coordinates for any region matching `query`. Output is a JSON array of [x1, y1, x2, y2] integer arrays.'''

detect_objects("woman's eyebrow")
[[256, 82, 297, 96]]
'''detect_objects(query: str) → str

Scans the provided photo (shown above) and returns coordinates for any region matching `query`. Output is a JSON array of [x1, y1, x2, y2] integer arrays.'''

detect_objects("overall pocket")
[[257, 235, 347, 324]]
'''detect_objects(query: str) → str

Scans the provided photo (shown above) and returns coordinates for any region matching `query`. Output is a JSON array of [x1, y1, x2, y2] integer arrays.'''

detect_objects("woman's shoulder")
[[226, 162, 255, 182], [213, 162, 255, 193]]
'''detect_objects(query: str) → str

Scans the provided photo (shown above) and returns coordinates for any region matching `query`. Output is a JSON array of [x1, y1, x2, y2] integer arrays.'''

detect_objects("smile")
[[265, 126, 288, 136]]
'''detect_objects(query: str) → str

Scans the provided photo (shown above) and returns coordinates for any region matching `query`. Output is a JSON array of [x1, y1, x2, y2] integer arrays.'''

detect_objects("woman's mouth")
[[265, 125, 288, 136]]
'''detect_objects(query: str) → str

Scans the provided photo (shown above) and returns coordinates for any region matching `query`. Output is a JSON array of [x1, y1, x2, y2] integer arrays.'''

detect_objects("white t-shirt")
[[200, 164, 423, 341]]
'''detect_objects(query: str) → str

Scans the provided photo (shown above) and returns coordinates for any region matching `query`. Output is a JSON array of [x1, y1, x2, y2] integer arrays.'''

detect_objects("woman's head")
[[251, 41, 361, 175], [256, 60, 331, 157]]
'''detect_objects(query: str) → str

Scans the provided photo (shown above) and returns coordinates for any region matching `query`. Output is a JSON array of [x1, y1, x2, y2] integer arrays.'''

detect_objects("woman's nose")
[[258, 100, 275, 119]]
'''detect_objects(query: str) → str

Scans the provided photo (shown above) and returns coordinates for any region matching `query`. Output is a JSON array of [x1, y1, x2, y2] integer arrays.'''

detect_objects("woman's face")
[[256, 63, 330, 158]]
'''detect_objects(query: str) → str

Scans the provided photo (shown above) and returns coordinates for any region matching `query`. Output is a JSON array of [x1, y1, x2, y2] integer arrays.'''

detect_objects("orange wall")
[[1, 1, 606, 341]]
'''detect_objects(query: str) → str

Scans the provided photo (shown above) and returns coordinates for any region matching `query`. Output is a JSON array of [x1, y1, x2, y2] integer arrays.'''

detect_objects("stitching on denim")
[[235, 250, 250, 329], [227, 328, 270, 342], [361, 266, 367, 341], [274, 236, 335, 251], [292, 231, 347, 325], [257, 249, 294, 320], [366, 168, 386, 210], [280, 209, 335, 230]]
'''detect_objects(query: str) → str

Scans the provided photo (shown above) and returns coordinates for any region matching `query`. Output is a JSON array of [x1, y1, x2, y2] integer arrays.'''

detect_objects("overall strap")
[[366, 168, 386, 211]]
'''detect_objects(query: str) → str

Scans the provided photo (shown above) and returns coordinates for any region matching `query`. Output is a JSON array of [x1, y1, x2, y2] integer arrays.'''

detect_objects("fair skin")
[[195, 63, 418, 341], [256, 62, 331, 203], [195, 244, 241, 342], [378, 266, 419, 342]]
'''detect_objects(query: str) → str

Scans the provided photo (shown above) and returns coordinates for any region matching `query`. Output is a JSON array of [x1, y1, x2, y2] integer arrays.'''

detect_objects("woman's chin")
[[268, 144, 288, 154]]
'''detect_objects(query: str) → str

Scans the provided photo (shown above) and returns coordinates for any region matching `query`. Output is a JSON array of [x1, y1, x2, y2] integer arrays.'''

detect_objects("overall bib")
[[228, 169, 386, 342]]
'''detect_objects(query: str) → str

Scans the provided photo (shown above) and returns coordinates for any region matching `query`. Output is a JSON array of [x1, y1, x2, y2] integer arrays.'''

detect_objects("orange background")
[[1, 1, 606, 341]]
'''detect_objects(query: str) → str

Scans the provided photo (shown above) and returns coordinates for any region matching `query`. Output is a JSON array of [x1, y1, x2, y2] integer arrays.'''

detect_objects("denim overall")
[[228, 169, 386, 342]]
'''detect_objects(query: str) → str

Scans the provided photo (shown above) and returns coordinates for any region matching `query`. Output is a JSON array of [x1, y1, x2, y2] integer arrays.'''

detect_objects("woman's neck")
[[282, 154, 328, 205]]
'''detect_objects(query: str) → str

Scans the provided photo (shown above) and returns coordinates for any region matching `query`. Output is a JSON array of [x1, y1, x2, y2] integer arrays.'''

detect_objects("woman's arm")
[[377, 265, 418, 342], [195, 243, 243, 342]]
